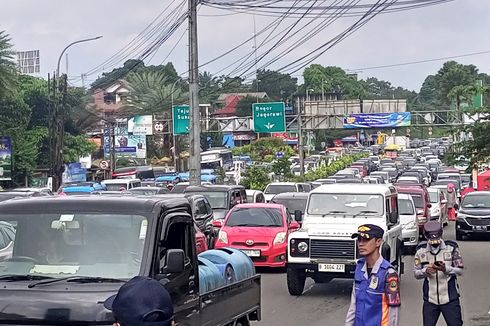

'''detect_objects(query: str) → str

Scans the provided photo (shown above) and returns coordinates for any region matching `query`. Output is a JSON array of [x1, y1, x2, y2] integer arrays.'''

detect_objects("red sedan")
[[214, 203, 300, 268]]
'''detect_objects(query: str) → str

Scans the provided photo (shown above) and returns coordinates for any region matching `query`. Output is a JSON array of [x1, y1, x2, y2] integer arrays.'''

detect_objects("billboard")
[[16, 50, 40, 74], [128, 115, 153, 135], [103, 121, 147, 159], [0, 137, 12, 181], [343, 112, 411, 129]]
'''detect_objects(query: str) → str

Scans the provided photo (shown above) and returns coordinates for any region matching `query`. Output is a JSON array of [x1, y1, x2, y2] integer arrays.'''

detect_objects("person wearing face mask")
[[414, 221, 464, 326]]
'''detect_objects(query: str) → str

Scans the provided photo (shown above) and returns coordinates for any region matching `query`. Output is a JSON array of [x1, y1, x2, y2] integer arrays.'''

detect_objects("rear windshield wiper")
[[0, 274, 54, 282], [28, 276, 126, 288], [232, 223, 263, 227]]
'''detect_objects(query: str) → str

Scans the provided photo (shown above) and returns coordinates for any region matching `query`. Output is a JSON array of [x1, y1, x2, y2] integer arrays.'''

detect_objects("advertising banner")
[[128, 115, 153, 135], [0, 136, 12, 181], [343, 112, 411, 129]]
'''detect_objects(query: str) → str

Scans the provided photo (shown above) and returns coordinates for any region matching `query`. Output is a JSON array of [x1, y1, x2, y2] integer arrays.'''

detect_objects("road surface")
[[257, 222, 490, 325]]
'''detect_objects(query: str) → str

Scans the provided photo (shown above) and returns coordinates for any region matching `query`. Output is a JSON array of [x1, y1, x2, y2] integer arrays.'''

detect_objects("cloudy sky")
[[1, 0, 489, 91]]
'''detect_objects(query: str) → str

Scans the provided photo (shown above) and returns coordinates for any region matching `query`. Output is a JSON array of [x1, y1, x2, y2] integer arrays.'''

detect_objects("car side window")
[[197, 200, 207, 216], [159, 220, 192, 273], [297, 184, 304, 192], [257, 193, 264, 203]]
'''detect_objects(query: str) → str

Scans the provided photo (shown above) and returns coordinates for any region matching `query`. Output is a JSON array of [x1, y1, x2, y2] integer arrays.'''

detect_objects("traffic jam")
[[0, 137, 484, 325]]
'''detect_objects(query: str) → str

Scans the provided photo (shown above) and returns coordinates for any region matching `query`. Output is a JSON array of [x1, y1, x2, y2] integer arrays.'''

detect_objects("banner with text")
[[343, 112, 411, 129]]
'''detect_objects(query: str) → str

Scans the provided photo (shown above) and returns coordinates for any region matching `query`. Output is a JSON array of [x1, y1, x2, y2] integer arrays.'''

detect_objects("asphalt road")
[[255, 222, 490, 326]]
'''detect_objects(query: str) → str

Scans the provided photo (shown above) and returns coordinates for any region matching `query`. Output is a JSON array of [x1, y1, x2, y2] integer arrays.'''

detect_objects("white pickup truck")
[[286, 184, 404, 295]]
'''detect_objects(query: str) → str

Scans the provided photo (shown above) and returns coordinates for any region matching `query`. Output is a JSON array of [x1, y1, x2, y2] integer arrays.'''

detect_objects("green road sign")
[[172, 105, 190, 135], [252, 102, 286, 133]]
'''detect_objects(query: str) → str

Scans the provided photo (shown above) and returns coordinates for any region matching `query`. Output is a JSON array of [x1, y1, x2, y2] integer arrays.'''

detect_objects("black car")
[[128, 186, 169, 195], [456, 192, 490, 240], [271, 192, 308, 219], [184, 185, 247, 221]]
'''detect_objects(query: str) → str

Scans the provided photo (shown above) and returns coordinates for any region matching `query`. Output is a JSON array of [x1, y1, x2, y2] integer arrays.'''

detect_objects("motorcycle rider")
[[414, 220, 464, 326]]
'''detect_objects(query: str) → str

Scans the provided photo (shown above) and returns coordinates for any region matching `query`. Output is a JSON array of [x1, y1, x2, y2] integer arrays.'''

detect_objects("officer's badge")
[[444, 252, 452, 261], [369, 275, 378, 289]]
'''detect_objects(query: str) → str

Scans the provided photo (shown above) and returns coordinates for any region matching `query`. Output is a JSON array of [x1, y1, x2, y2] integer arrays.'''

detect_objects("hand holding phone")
[[433, 261, 446, 272]]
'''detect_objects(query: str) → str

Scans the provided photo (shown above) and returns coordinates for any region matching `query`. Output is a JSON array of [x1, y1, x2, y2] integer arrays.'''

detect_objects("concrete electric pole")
[[188, 0, 201, 186]]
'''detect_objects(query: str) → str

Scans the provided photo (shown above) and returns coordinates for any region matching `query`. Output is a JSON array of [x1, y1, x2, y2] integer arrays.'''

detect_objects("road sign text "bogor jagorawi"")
[[252, 102, 286, 133]]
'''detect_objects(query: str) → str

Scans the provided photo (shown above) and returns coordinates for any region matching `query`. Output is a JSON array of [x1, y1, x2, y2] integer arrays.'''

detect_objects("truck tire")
[[287, 266, 306, 296]]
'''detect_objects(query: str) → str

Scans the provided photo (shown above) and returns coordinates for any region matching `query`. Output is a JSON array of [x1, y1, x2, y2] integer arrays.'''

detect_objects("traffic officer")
[[345, 224, 401, 326], [414, 220, 464, 326]]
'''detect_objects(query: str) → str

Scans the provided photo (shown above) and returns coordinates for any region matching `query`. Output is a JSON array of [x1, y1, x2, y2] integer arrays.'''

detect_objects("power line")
[[347, 49, 490, 71]]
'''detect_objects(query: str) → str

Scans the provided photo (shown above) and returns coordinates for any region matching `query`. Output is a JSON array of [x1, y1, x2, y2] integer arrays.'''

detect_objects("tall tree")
[[252, 69, 298, 101], [0, 31, 17, 98], [302, 65, 365, 99], [120, 70, 187, 118]]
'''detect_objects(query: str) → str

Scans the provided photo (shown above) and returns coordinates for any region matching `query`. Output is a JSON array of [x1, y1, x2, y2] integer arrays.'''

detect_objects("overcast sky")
[[1, 0, 489, 91]]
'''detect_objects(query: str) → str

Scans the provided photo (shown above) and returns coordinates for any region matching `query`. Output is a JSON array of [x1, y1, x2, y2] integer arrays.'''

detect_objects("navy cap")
[[351, 224, 384, 240], [104, 276, 173, 326]]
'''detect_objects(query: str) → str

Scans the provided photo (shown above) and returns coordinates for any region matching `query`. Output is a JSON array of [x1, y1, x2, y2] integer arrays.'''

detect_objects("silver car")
[[428, 187, 448, 226], [398, 193, 419, 254]]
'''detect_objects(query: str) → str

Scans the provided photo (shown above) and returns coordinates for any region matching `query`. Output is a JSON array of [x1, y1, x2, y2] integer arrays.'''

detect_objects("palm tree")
[[120, 70, 187, 118], [0, 31, 17, 98]]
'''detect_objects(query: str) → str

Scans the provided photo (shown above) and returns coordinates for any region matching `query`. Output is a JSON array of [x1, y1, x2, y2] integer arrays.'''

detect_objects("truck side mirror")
[[294, 210, 303, 222], [389, 213, 398, 225], [164, 249, 185, 274]]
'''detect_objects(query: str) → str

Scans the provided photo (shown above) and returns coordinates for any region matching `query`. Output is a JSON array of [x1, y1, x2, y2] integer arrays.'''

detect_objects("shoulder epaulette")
[[445, 239, 459, 248]]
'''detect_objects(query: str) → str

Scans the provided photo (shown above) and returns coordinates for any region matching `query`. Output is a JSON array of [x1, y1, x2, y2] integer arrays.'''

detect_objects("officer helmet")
[[423, 220, 443, 244]]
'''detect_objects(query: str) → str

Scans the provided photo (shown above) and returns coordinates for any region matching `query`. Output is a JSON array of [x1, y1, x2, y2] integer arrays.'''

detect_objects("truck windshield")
[[225, 207, 283, 227], [398, 198, 415, 215], [105, 183, 128, 191], [187, 191, 227, 209], [0, 213, 147, 279], [307, 194, 383, 216], [272, 198, 307, 214], [265, 185, 297, 194]]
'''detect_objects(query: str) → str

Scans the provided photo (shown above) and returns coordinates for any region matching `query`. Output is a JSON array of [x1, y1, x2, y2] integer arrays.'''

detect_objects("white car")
[[398, 193, 419, 254], [264, 182, 305, 202], [428, 187, 448, 225]]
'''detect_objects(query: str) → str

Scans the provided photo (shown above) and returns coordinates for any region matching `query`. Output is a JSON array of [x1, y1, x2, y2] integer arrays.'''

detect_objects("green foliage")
[[253, 69, 298, 101], [303, 65, 365, 99], [302, 153, 367, 181], [236, 96, 262, 117], [272, 157, 293, 179], [121, 70, 187, 117], [63, 134, 97, 163], [91, 59, 145, 90], [0, 31, 17, 99], [240, 165, 270, 191]]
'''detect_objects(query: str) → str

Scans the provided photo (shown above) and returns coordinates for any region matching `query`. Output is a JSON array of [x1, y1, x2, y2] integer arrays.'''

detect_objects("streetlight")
[[56, 36, 103, 78]]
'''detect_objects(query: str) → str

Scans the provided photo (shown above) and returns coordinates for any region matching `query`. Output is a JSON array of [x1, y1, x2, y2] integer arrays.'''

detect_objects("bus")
[[200, 148, 233, 170]]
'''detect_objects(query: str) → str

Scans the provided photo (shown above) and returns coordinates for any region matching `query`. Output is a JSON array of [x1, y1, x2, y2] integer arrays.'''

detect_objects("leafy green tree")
[[251, 69, 298, 101], [236, 96, 259, 117], [302, 65, 365, 99], [240, 165, 270, 191], [121, 70, 187, 117], [91, 59, 145, 90], [63, 134, 97, 163], [0, 31, 17, 99]]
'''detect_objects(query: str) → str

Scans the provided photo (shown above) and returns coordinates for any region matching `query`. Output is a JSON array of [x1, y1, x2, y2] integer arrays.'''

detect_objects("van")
[[112, 166, 155, 180], [102, 179, 142, 191], [395, 184, 431, 233]]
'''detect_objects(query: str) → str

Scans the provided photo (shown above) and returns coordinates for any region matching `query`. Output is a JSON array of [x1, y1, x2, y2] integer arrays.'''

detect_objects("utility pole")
[[188, 0, 201, 186], [297, 97, 305, 178]]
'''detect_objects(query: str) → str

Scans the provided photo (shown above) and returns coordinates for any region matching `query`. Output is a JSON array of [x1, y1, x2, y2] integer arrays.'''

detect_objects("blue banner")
[[343, 112, 411, 129], [0, 136, 12, 181]]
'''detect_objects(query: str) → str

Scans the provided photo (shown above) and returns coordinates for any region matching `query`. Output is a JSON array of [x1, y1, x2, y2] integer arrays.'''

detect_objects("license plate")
[[318, 263, 345, 273], [473, 225, 487, 231], [242, 250, 260, 257]]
